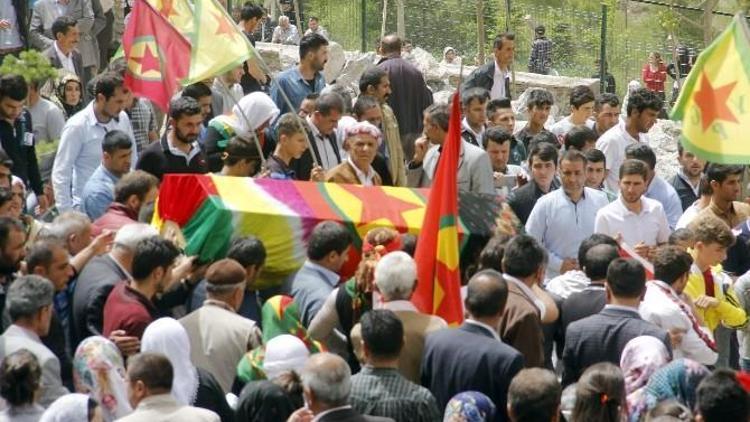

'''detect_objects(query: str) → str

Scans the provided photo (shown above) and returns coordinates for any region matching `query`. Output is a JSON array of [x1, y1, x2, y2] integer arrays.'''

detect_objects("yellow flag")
[[145, 0, 194, 36]]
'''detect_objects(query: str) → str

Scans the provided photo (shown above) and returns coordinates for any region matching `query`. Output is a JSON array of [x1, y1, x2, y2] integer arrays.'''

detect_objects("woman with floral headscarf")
[[73, 336, 132, 421], [52, 73, 85, 120], [620, 336, 671, 414], [443, 391, 496, 422]]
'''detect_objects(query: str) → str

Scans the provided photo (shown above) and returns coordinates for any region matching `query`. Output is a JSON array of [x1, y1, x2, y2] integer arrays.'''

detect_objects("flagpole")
[[215, 77, 267, 168]]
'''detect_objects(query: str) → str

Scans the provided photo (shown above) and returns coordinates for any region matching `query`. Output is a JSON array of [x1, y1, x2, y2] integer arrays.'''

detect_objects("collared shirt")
[[166, 136, 202, 165], [52, 102, 137, 211], [53, 41, 76, 74], [677, 169, 700, 197], [595, 119, 648, 192], [126, 98, 157, 153], [603, 304, 642, 316], [307, 115, 339, 170], [81, 164, 119, 220], [594, 195, 671, 246], [490, 61, 509, 99], [349, 366, 442, 422], [503, 274, 546, 318], [685, 263, 748, 331], [270, 66, 325, 116], [526, 187, 609, 277], [461, 117, 484, 148], [0, 0, 23, 49], [645, 175, 683, 229], [271, 24, 300, 45], [700, 199, 750, 229], [312, 406, 353, 422], [464, 318, 502, 341], [347, 156, 375, 186], [545, 270, 591, 300], [303, 260, 340, 288]]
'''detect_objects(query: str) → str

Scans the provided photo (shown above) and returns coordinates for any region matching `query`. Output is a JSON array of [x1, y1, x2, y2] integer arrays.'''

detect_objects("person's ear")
[[126, 194, 141, 211]]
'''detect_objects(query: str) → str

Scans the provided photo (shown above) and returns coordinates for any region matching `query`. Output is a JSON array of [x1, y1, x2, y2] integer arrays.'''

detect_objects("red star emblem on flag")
[[130, 42, 162, 78], [212, 10, 237, 42], [694, 73, 738, 132]]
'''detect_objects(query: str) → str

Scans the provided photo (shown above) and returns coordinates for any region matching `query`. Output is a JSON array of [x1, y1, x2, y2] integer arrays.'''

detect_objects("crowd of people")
[[1, 0, 750, 421]]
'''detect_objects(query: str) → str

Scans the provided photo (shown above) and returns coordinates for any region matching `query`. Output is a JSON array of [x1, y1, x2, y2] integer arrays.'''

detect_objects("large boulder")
[[322, 42, 346, 84], [649, 119, 681, 182]]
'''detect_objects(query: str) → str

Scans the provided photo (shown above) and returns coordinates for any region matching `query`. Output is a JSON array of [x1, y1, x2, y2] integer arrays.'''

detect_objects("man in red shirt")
[[102, 236, 182, 339], [92, 170, 159, 236]]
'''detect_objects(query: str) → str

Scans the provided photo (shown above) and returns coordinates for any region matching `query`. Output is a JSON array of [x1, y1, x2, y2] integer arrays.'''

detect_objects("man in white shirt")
[[550, 85, 596, 144], [483, 126, 526, 197], [526, 150, 609, 278], [462, 32, 514, 100], [460, 88, 489, 148], [625, 142, 683, 230], [595, 159, 671, 259], [595, 88, 661, 192], [271, 15, 300, 45], [640, 246, 718, 365], [52, 72, 137, 211]]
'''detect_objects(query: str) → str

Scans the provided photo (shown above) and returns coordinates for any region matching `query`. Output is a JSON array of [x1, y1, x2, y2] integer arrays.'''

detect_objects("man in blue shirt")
[[625, 142, 682, 230], [270, 33, 328, 116], [81, 130, 132, 220]]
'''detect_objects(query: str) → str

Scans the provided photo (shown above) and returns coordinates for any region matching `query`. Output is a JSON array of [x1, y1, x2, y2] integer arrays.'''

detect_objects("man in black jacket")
[[462, 32, 515, 100], [507, 142, 559, 224], [670, 142, 705, 211]]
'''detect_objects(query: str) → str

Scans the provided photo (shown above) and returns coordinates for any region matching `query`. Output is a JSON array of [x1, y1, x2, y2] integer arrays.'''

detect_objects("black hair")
[[502, 235, 546, 278], [570, 85, 596, 109], [595, 93, 620, 111], [102, 129, 133, 154], [25, 238, 65, 273], [527, 132, 559, 153], [299, 33, 328, 61], [0, 349, 41, 406], [626, 88, 663, 117], [564, 126, 598, 151], [240, 3, 264, 21], [51, 15, 77, 39], [352, 95, 380, 119], [93, 72, 124, 100], [0, 74, 28, 102], [585, 148, 606, 166], [131, 236, 181, 281], [526, 89, 554, 109], [464, 269, 508, 318], [224, 136, 261, 166], [127, 353, 173, 392], [577, 233, 618, 270], [572, 362, 626, 422], [584, 244, 620, 281], [706, 163, 744, 185], [606, 258, 646, 298], [114, 170, 159, 204], [493, 32, 515, 50], [360, 309, 404, 359], [182, 83, 213, 100], [478, 233, 512, 272], [625, 143, 657, 170], [315, 92, 344, 116], [696, 369, 750, 421], [528, 141, 558, 167], [559, 148, 587, 166], [486, 98, 512, 118], [653, 245, 693, 286], [619, 158, 648, 180], [0, 217, 25, 251], [483, 126, 513, 149], [359, 66, 388, 93], [462, 88, 490, 109], [169, 96, 202, 120], [307, 221, 352, 261], [227, 235, 266, 267]]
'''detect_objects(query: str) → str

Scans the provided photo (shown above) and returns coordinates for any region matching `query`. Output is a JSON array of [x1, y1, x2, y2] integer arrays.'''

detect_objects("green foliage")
[[0, 50, 58, 85]]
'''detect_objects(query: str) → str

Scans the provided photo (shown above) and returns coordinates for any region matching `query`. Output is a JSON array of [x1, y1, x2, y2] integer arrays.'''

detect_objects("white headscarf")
[[232, 92, 280, 138], [141, 318, 200, 406], [262, 334, 310, 380], [40, 393, 90, 422]]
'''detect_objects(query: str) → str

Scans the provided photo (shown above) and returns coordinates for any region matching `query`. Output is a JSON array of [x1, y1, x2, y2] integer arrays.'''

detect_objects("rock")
[[323, 42, 346, 84], [335, 52, 377, 94], [649, 119, 681, 181], [255, 42, 299, 73]]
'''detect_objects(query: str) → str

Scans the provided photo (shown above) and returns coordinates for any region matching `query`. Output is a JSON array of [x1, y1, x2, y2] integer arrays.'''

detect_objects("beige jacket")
[[382, 104, 407, 187]]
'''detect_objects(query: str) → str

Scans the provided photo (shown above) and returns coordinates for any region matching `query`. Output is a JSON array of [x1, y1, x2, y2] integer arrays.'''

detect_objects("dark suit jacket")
[[42, 45, 84, 79], [507, 180, 558, 225], [288, 126, 340, 182], [461, 61, 512, 100], [498, 280, 545, 368], [377, 55, 433, 142], [317, 407, 393, 422], [561, 306, 672, 387], [560, 284, 607, 337], [12, 0, 29, 47], [670, 173, 699, 212], [421, 322, 524, 422]]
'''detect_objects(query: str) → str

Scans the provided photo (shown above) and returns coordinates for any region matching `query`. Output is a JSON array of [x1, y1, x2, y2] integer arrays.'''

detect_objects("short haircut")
[[464, 269, 509, 318], [606, 258, 646, 298], [374, 251, 416, 300], [585, 148, 606, 166], [93, 72, 124, 100], [380, 35, 402, 54], [26, 238, 66, 273], [127, 353, 173, 391], [276, 113, 306, 138], [299, 33, 328, 60], [706, 163, 744, 185], [321, 85, 353, 115], [301, 353, 351, 407], [224, 136, 260, 166], [315, 92, 344, 116], [240, 2, 264, 21], [493, 32, 515, 50], [6, 275, 54, 321], [0, 349, 41, 406], [626, 88, 663, 116], [595, 93, 620, 111], [114, 170, 159, 204], [51, 15, 77, 39], [227, 235, 266, 268], [526, 88, 554, 109], [102, 129, 133, 154], [462, 87, 490, 108], [502, 234, 546, 278], [619, 158, 648, 180], [424, 102, 449, 132], [584, 244, 620, 281], [570, 85, 596, 108], [352, 95, 380, 119], [182, 83, 212, 100], [559, 148, 587, 166], [528, 141, 558, 167], [577, 233, 618, 266], [527, 132, 559, 153], [483, 126, 513, 149], [478, 234, 512, 272], [696, 369, 750, 421], [358, 66, 388, 93], [486, 98, 512, 118], [360, 309, 404, 359], [508, 368, 562, 422], [169, 96, 202, 120], [306, 221, 352, 261], [625, 143, 657, 170], [564, 126, 598, 151], [572, 362, 626, 422], [48, 211, 90, 240], [669, 228, 694, 246], [653, 245, 693, 286], [0, 74, 28, 102], [688, 214, 735, 248], [131, 236, 181, 281]]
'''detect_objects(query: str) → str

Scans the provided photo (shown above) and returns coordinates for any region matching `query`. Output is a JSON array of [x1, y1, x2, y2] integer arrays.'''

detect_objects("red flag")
[[411, 93, 464, 325], [122, 0, 191, 111]]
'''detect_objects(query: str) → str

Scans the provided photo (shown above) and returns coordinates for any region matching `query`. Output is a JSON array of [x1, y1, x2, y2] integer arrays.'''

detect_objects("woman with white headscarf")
[[40, 393, 103, 422], [203, 92, 280, 172], [140, 318, 233, 422]]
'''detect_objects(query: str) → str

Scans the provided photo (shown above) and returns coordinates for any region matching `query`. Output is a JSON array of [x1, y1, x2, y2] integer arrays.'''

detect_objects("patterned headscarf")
[[620, 336, 670, 411], [628, 359, 710, 422], [443, 391, 497, 422], [73, 336, 132, 422], [236, 295, 323, 383]]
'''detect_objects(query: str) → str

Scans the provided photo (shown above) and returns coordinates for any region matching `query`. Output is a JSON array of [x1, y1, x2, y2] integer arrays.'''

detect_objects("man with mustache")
[[270, 33, 328, 116]]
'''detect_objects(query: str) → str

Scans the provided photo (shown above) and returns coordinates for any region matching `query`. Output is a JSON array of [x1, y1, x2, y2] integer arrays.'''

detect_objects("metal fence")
[[286, 0, 734, 98]]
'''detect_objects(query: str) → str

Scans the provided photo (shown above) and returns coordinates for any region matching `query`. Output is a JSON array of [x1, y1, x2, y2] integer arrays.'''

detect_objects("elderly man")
[[326, 121, 383, 185], [271, 15, 300, 45]]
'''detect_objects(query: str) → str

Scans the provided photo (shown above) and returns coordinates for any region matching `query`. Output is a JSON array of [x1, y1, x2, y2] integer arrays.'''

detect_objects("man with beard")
[[671, 142, 706, 211], [0, 217, 25, 321], [137, 97, 207, 180], [270, 33, 328, 116]]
